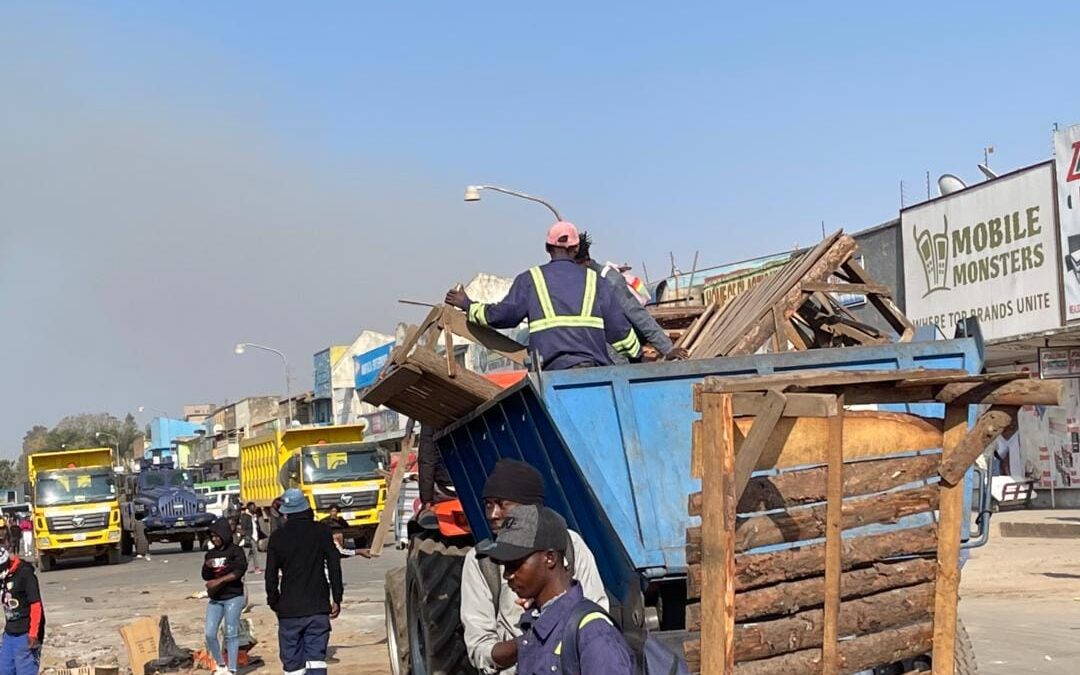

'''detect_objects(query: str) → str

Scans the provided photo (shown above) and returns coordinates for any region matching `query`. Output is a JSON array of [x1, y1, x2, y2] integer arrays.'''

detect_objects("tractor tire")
[[954, 617, 978, 674], [385, 566, 409, 675], [406, 533, 476, 675], [180, 536, 195, 553], [121, 530, 134, 556]]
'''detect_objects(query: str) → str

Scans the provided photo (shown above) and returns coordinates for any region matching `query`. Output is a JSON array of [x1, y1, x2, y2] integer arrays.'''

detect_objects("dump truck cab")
[[29, 447, 122, 572], [240, 424, 388, 546]]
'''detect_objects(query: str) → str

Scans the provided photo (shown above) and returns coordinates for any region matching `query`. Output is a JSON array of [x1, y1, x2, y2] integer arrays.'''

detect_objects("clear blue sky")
[[2, 2, 1078, 454]]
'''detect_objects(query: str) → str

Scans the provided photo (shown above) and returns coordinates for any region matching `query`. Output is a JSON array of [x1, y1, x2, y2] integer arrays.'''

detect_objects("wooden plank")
[[731, 392, 838, 418], [690, 419, 703, 479], [822, 399, 844, 673], [733, 410, 944, 469], [731, 581, 934, 662], [728, 484, 939, 552], [686, 524, 939, 597], [935, 377, 1064, 406], [443, 305, 528, 364], [700, 393, 737, 675], [939, 407, 1016, 486], [800, 281, 892, 296], [932, 404, 969, 674], [733, 390, 787, 502], [841, 258, 915, 341], [361, 364, 423, 406], [702, 368, 966, 394], [771, 305, 787, 352], [369, 421, 415, 556]]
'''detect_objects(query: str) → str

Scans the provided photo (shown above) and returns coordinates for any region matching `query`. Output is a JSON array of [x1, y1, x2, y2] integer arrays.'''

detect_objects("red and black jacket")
[[2, 558, 45, 641]]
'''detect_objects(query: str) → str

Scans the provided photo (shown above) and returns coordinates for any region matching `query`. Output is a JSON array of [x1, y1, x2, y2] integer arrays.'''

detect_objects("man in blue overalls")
[[445, 221, 642, 370]]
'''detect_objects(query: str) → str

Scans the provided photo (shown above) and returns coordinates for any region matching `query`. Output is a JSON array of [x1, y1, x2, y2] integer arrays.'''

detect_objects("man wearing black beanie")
[[460, 459, 608, 674]]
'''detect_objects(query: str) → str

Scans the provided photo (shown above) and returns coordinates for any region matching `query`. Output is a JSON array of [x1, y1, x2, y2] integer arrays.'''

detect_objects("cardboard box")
[[119, 616, 159, 675]]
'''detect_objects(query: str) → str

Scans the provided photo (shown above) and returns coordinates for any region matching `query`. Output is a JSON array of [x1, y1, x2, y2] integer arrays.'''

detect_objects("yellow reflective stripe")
[[612, 328, 642, 356], [468, 302, 489, 327], [580, 268, 597, 318], [530, 316, 605, 332], [552, 613, 613, 656], [529, 267, 556, 319]]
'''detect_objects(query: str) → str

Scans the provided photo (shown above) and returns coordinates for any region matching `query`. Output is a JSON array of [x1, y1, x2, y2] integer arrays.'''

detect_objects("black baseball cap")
[[474, 505, 568, 563]]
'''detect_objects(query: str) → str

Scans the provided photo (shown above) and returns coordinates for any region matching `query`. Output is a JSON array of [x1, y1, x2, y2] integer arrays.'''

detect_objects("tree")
[[0, 460, 19, 491], [17, 413, 145, 476]]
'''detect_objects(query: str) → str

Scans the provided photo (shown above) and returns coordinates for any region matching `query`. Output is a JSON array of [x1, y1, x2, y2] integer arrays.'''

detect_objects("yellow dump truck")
[[240, 424, 388, 545], [29, 447, 121, 571]]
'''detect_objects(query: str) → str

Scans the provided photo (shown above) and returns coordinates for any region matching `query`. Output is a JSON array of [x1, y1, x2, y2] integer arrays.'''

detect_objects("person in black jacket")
[[265, 489, 343, 675], [0, 530, 44, 675], [202, 518, 247, 675]]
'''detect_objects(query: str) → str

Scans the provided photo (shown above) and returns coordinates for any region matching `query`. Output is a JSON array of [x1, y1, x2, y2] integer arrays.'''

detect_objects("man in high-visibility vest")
[[445, 221, 642, 370]]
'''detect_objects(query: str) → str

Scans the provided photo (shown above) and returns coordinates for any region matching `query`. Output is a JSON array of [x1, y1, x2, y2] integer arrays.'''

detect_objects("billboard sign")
[[701, 252, 792, 308], [313, 348, 333, 399], [901, 163, 1060, 341], [1056, 125, 1080, 321], [354, 343, 393, 390]]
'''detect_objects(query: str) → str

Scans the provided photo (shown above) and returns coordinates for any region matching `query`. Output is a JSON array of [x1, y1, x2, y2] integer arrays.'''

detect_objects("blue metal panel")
[[436, 339, 982, 597]]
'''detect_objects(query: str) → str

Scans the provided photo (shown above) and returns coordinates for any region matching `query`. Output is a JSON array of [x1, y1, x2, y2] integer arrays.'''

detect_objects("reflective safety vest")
[[526, 266, 603, 333]]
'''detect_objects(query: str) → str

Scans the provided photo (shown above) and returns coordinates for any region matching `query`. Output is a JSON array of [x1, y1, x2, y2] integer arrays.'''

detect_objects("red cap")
[[546, 221, 580, 248]]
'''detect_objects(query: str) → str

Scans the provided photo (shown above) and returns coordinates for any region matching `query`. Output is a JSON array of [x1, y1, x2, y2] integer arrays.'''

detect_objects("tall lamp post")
[[235, 342, 293, 426], [94, 431, 121, 461], [463, 184, 564, 221]]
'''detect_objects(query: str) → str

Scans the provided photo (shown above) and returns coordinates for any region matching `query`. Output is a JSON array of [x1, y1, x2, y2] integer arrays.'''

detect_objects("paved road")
[[38, 542, 404, 673], [962, 598, 1080, 674]]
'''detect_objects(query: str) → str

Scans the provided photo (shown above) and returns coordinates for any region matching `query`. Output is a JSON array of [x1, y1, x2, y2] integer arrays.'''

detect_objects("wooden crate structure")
[[686, 369, 1061, 674]]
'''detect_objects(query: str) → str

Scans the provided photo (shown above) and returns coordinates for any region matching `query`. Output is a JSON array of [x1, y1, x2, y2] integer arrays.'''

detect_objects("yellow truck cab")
[[240, 424, 388, 545], [29, 447, 122, 571]]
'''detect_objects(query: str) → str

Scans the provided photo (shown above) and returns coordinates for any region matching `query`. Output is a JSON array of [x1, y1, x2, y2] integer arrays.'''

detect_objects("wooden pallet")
[[362, 305, 526, 429], [675, 231, 914, 359], [686, 369, 1062, 674]]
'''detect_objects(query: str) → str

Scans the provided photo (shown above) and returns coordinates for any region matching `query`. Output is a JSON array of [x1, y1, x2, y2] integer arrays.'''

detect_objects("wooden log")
[[935, 376, 1063, 406], [686, 524, 939, 597], [939, 407, 1016, 486], [734, 582, 934, 662], [932, 405, 968, 674], [822, 400, 844, 672], [800, 281, 892, 296], [685, 558, 937, 626], [700, 393, 737, 674], [733, 411, 944, 470], [687, 455, 942, 515], [702, 368, 965, 393], [369, 422, 416, 556], [731, 485, 938, 552], [684, 620, 934, 674]]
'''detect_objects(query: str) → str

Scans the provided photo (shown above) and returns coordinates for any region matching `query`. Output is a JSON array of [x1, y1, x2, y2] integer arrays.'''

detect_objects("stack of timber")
[[674, 231, 914, 359], [362, 305, 526, 429], [686, 368, 1062, 674]]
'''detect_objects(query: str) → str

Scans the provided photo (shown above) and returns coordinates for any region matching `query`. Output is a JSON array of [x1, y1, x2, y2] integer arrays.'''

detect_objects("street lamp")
[[137, 405, 170, 418], [234, 342, 293, 426], [463, 184, 564, 221], [95, 431, 121, 460]]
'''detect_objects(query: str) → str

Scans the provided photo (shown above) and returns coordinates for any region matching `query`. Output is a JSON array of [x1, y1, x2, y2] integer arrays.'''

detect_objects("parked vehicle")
[[240, 424, 388, 546], [28, 447, 122, 571], [118, 461, 213, 554], [385, 338, 991, 675], [194, 479, 242, 518]]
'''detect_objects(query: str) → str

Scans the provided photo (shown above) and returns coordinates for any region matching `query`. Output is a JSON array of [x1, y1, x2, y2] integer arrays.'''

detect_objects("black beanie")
[[482, 459, 545, 505]]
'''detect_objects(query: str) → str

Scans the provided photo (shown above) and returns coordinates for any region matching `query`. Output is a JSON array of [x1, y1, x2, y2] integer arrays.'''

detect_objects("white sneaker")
[[213, 667, 230, 675]]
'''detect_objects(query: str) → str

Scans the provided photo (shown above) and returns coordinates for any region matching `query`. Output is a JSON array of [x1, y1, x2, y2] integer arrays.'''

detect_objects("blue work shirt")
[[516, 582, 634, 675], [465, 259, 642, 371]]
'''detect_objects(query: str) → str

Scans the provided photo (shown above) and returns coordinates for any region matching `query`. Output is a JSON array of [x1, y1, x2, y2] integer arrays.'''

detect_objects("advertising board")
[[313, 348, 332, 399], [354, 343, 393, 390], [901, 162, 1060, 341], [1056, 124, 1080, 321]]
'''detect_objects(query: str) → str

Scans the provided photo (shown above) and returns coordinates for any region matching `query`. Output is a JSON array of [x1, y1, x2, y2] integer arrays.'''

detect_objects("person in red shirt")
[[0, 531, 44, 675]]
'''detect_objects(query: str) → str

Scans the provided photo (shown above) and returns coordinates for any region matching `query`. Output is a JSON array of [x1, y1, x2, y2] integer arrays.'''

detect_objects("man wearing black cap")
[[476, 505, 632, 675], [461, 460, 607, 674]]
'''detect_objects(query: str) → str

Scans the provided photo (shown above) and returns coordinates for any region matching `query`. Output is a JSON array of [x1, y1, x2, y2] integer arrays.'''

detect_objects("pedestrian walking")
[[202, 518, 246, 675], [0, 531, 45, 675], [238, 503, 263, 574], [265, 488, 342, 675], [17, 520, 31, 560]]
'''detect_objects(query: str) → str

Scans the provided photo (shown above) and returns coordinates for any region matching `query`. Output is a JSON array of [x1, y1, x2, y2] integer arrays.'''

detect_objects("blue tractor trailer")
[[382, 337, 1057, 674]]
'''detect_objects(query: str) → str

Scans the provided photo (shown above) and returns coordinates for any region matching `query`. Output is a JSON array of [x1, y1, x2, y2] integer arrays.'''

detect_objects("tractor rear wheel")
[[405, 532, 476, 675], [385, 566, 409, 675]]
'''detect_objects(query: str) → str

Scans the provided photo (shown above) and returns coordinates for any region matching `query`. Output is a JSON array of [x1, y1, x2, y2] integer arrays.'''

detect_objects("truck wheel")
[[385, 566, 409, 675], [108, 547, 122, 565], [121, 530, 134, 556], [406, 533, 476, 675], [354, 527, 376, 550], [180, 536, 195, 553], [954, 617, 978, 674], [38, 555, 54, 573]]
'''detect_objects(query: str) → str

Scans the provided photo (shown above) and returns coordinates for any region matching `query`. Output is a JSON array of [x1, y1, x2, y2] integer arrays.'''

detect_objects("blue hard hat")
[[279, 488, 310, 515]]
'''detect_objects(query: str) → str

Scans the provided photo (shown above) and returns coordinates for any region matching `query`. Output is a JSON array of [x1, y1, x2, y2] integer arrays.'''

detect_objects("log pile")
[[362, 305, 526, 428], [686, 368, 1062, 674], [673, 231, 914, 359]]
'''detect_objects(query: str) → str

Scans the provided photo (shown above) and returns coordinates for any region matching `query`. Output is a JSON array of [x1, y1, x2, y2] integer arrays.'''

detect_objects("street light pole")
[[95, 431, 120, 462], [463, 184, 564, 221], [235, 342, 293, 426]]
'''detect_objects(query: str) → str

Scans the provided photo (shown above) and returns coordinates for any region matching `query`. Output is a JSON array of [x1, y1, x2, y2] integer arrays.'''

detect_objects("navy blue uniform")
[[465, 260, 642, 371]]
